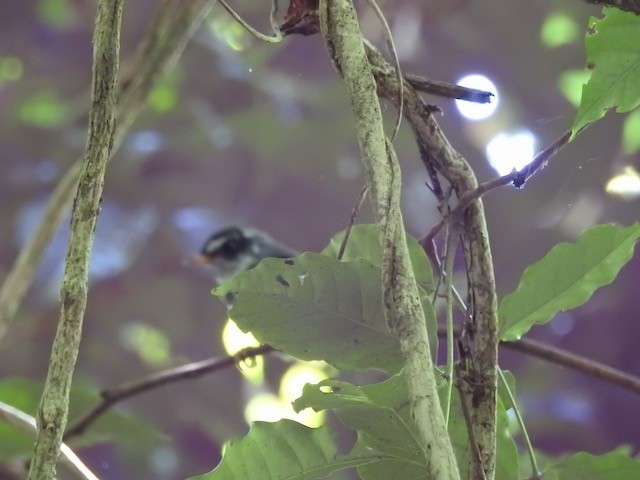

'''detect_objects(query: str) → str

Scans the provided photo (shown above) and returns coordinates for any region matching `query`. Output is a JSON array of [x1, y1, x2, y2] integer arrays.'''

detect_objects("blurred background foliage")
[[0, 0, 638, 478]]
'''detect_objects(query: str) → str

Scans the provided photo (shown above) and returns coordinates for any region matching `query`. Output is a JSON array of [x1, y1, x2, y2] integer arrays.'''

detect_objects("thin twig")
[[64, 345, 274, 441], [497, 369, 541, 479], [61, 325, 640, 443], [364, 0, 403, 141], [218, 0, 283, 43], [498, 335, 640, 395], [440, 327, 640, 395], [423, 129, 573, 245], [443, 223, 458, 426], [511, 129, 572, 188], [450, 128, 573, 220], [461, 129, 573, 209], [337, 185, 368, 260], [406, 74, 493, 103], [0, 401, 100, 480]]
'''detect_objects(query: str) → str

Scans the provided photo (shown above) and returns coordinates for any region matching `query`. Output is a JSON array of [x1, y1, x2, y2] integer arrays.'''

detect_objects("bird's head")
[[198, 226, 295, 283]]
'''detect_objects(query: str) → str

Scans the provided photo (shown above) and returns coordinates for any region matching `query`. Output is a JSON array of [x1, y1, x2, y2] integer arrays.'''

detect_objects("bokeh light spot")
[[558, 69, 590, 107], [540, 12, 579, 48], [37, 0, 76, 28], [485, 130, 536, 176], [0, 56, 23, 82], [208, 15, 251, 52], [222, 319, 263, 384], [18, 91, 69, 128], [120, 323, 172, 367], [605, 166, 640, 201]]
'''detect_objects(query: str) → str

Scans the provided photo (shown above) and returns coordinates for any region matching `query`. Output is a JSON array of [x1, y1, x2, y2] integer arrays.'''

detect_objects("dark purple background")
[[0, 1, 638, 478]]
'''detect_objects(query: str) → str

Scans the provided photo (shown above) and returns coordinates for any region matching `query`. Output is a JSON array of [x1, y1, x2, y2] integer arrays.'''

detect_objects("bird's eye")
[[220, 235, 253, 259], [201, 228, 243, 255], [220, 239, 240, 257]]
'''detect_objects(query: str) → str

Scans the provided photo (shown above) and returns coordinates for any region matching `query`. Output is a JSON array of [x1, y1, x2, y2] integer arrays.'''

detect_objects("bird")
[[197, 226, 297, 284]]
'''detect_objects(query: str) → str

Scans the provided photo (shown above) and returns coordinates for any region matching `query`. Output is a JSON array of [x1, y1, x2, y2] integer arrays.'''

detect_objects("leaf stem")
[[443, 224, 456, 426], [497, 369, 541, 479]]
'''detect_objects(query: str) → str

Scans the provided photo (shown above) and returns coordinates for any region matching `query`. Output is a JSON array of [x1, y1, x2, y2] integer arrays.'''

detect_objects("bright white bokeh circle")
[[485, 130, 536, 176], [455, 74, 498, 120]]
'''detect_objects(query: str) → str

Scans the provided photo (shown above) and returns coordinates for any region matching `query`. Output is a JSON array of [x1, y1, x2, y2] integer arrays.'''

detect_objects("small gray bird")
[[198, 226, 297, 284]]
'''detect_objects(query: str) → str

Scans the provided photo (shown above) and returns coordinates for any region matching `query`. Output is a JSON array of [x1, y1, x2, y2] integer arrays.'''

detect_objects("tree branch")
[[64, 345, 274, 441], [28, 1, 123, 478], [367, 41, 499, 480], [499, 336, 640, 395], [424, 129, 573, 243], [0, 0, 217, 341], [0, 401, 99, 480], [320, 2, 460, 478], [63, 327, 640, 442], [405, 74, 493, 103]]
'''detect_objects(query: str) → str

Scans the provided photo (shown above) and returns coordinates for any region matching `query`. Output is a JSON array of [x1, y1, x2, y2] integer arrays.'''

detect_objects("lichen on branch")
[[27, 1, 124, 479], [319, 1, 460, 478]]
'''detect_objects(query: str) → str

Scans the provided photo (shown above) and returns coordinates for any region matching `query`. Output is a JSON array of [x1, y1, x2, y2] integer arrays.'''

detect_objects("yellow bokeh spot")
[[279, 362, 329, 404], [222, 319, 263, 384], [605, 167, 640, 201], [244, 392, 325, 428]]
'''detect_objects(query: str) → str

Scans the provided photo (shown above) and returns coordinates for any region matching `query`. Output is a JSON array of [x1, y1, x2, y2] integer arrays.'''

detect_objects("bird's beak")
[[194, 253, 214, 266]]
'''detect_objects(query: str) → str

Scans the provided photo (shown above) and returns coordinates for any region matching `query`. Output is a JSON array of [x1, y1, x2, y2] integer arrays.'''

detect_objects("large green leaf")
[[322, 224, 435, 293], [214, 253, 437, 373], [293, 373, 518, 480], [572, 8, 640, 135], [188, 419, 380, 480], [542, 451, 640, 480], [499, 223, 640, 341]]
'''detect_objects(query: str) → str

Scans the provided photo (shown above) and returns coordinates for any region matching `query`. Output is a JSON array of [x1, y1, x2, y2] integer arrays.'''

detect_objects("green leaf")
[[543, 451, 640, 480], [322, 224, 435, 293], [0, 415, 34, 461], [499, 223, 640, 341], [188, 419, 380, 480], [497, 370, 517, 412], [622, 108, 640, 153], [293, 376, 424, 466], [214, 252, 437, 373], [572, 9, 640, 136], [293, 373, 518, 480], [0, 378, 163, 457]]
